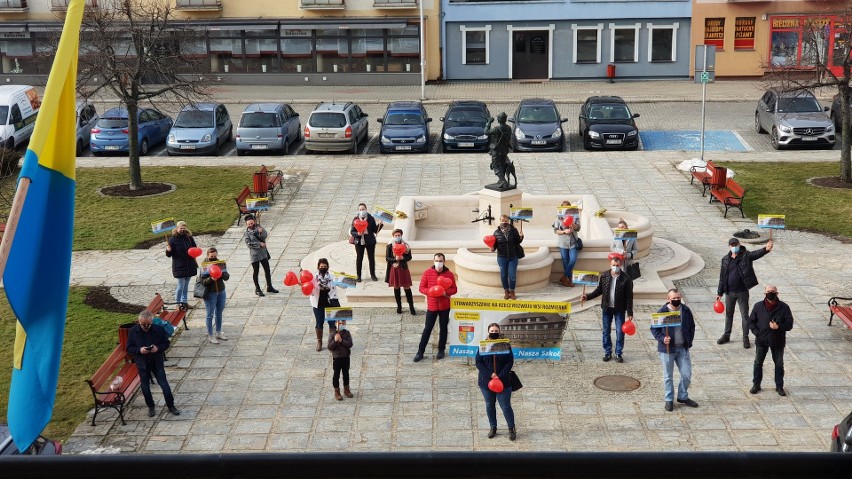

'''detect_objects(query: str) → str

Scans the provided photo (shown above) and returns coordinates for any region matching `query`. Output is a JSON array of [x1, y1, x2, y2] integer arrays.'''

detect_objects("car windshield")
[[778, 97, 821, 113], [384, 112, 424, 126], [174, 110, 213, 128], [96, 118, 128, 129], [588, 105, 631, 120], [240, 112, 279, 128], [517, 106, 559, 123], [309, 112, 347, 128], [445, 108, 488, 126], [0, 106, 8, 125]]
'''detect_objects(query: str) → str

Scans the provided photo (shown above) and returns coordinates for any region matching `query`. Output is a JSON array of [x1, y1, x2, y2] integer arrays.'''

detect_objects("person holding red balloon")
[[385, 229, 416, 315], [716, 237, 773, 348], [308, 258, 340, 351], [165, 221, 198, 310], [475, 323, 516, 441], [552, 201, 581, 287], [200, 248, 230, 344], [243, 215, 279, 296], [350, 203, 383, 282], [651, 288, 698, 412], [414, 253, 457, 362], [582, 255, 634, 363], [610, 218, 639, 279], [492, 214, 524, 300]]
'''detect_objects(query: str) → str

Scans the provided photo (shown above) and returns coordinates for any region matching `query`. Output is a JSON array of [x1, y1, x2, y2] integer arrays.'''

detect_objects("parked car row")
[[755, 88, 836, 150]]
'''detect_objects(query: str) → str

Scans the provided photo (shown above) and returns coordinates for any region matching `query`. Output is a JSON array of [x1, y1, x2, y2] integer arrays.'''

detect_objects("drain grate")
[[594, 375, 641, 392]]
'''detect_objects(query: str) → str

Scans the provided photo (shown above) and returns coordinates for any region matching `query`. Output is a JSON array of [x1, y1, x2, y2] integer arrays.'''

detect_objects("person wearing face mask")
[[651, 289, 697, 412], [328, 319, 354, 400], [386, 229, 416, 315], [609, 218, 638, 279], [244, 215, 279, 297], [201, 247, 230, 344], [747, 285, 793, 396], [716, 237, 773, 348], [126, 311, 179, 417], [309, 258, 340, 351], [552, 201, 581, 287], [165, 220, 198, 310], [414, 253, 458, 362], [475, 323, 516, 441], [350, 203, 383, 282], [581, 255, 634, 363], [491, 214, 524, 300]]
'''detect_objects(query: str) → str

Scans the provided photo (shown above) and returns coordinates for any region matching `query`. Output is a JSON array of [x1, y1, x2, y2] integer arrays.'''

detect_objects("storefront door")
[[512, 31, 549, 79]]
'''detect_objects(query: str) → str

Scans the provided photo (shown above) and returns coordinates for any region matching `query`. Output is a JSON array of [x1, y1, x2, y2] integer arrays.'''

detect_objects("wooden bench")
[[828, 296, 852, 329], [146, 292, 188, 331], [263, 165, 284, 200], [85, 347, 141, 426], [234, 186, 253, 225], [690, 160, 727, 197], [709, 178, 746, 218]]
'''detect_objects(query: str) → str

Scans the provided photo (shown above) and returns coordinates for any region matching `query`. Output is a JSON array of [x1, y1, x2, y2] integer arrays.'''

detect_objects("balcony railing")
[[0, 0, 28, 11], [300, 0, 345, 10], [374, 0, 417, 7], [50, 0, 96, 10], [175, 0, 222, 10]]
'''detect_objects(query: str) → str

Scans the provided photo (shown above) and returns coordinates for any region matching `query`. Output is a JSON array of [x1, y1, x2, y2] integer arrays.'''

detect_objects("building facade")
[[0, 0, 440, 85], [442, 0, 693, 80]]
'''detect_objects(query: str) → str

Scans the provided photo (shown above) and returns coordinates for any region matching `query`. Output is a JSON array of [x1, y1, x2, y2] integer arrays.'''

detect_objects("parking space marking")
[[731, 130, 754, 151], [639, 130, 749, 152], [363, 133, 378, 155], [430, 134, 441, 154], [222, 143, 236, 156]]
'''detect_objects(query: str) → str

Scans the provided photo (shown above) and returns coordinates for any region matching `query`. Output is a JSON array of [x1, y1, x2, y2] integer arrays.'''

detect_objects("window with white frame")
[[572, 24, 603, 63], [648, 22, 679, 62], [461, 25, 491, 65], [610, 23, 640, 62]]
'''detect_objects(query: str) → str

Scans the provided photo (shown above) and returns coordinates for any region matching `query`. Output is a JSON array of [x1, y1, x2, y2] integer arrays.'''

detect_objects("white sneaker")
[[208, 335, 219, 344], [216, 331, 228, 341]]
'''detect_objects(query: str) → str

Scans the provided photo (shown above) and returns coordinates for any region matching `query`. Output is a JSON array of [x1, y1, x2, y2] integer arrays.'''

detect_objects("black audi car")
[[509, 98, 567, 152], [578, 96, 640, 150], [440, 101, 492, 152]]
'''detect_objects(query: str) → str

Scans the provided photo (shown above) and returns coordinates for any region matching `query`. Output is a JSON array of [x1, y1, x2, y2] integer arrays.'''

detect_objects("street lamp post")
[[419, 0, 426, 100]]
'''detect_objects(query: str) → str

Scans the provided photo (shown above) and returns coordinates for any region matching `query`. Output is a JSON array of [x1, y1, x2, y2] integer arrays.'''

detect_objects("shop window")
[[704, 18, 724, 50], [647, 23, 679, 62], [316, 28, 350, 73], [461, 26, 490, 65], [351, 29, 385, 72], [770, 31, 799, 67], [245, 30, 280, 73], [280, 30, 313, 73], [209, 31, 244, 73], [610, 23, 639, 62], [734, 17, 755, 51], [1, 39, 33, 74], [801, 25, 829, 66], [572, 24, 602, 63], [388, 25, 420, 73]]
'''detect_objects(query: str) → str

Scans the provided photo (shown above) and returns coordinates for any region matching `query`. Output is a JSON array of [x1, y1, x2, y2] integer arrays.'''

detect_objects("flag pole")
[[0, 177, 31, 277]]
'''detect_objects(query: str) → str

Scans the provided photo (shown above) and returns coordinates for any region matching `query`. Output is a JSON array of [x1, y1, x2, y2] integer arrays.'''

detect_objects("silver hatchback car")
[[755, 89, 835, 150], [304, 102, 369, 154]]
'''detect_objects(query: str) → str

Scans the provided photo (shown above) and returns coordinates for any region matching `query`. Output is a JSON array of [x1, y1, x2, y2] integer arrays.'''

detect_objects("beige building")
[[0, 0, 439, 84]]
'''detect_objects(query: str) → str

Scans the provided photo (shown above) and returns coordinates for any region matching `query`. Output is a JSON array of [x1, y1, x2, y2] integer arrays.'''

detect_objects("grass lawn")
[[717, 161, 852, 240], [0, 288, 138, 442]]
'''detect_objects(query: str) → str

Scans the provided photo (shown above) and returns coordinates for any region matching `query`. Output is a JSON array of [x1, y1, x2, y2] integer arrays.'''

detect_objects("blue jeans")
[[479, 385, 515, 429], [497, 256, 519, 291], [659, 347, 692, 401], [203, 288, 227, 335], [560, 247, 578, 278], [601, 308, 626, 356], [175, 276, 192, 304], [312, 306, 337, 331], [138, 362, 175, 409]]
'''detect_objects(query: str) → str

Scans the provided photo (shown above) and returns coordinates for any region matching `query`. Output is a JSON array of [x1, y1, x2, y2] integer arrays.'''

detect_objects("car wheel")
[[75, 140, 83, 157], [770, 127, 781, 150], [282, 139, 289, 156], [236, 149, 245, 157], [582, 132, 591, 151], [5, 138, 14, 150], [92, 151, 101, 157], [212, 140, 219, 157], [350, 138, 359, 154], [139, 138, 149, 156], [754, 113, 766, 134]]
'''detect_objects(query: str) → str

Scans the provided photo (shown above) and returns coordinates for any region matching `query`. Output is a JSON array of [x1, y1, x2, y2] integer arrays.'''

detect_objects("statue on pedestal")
[[485, 112, 517, 191]]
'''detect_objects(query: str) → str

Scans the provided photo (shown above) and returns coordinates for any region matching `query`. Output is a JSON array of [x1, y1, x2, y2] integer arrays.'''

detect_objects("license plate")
[[802, 136, 817, 141], [180, 144, 196, 150], [531, 140, 546, 145], [605, 139, 622, 145], [251, 144, 268, 149], [458, 142, 474, 147], [319, 133, 335, 138], [396, 145, 412, 150], [105, 145, 120, 150]]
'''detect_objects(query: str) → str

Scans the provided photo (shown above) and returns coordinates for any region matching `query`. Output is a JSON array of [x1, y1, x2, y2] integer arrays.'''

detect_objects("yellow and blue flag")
[[3, 0, 83, 452]]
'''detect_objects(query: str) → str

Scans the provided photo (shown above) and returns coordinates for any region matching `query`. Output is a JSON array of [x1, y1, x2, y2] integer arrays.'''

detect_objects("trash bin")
[[118, 323, 136, 358], [253, 170, 269, 197], [606, 64, 616, 83]]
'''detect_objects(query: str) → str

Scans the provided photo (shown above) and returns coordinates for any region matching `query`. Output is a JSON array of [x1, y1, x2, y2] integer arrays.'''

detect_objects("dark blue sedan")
[[90, 108, 173, 156]]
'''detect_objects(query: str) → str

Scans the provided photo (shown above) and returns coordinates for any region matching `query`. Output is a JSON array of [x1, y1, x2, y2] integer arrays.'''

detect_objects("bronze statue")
[[486, 112, 517, 191]]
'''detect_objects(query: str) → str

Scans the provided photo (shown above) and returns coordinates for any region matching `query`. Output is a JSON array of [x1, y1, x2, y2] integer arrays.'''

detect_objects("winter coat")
[[493, 225, 523, 259], [201, 269, 230, 297], [552, 218, 581, 250], [418, 266, 457, 311], [717, 245, 769, 295], [385, 241, 412, 279], [309, 271, 339, 309], [585, 270, 634, 316], [328, 328, 353, 359], [650, 303, 695, 352], [475, 345, 514, 389], [610, 238, 638, 270], [166, 234, 198, 278], [244, 225, 271, 263], [126, 324, 170, 371], [748, 299, 794, 349], [350, 214, 382, 246]]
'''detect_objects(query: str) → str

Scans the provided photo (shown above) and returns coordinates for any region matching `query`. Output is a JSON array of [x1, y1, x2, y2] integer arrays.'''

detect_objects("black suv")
[[509, 98, 567, 152], [578, 96, 640, 150], [440, 101, 492, 152]]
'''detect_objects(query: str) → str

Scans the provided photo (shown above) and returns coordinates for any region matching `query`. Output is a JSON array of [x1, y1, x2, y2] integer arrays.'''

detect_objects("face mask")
[[488, 332, 500, 339], [434, 261, 444, 269], [338, 325, 347, 331], [501, 222, 510, 228], [670, 299, 681, 307], [140, 323, 151, 331], [394, 237, 402, 243], [611, 266, 621, 274], [765, 292, 778, 301], [318, 268, 328, 274], [731, 246, 740, 254], [359, 211, 367, 219]]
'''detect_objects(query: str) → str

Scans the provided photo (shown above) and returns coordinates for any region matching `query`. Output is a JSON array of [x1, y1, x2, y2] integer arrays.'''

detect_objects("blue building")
[[442, 0, 692, 81]]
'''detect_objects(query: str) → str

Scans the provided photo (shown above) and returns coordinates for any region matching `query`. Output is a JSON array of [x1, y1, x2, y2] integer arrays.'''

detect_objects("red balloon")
[[608, 252, 624, 262], [622, 321, 636, 336], [283, 271, 298, 286], [488, 378, 504, 393], [392, 243, 406, 257], [208, 264, 222, 280], [563, 215, 574, 227], [483, 235, 496, 249], [300, 269, 314, 283], [301, 282, 314, 295], [354, 218, 368, 234], [437, 276, 452, 289], [187, 247, 202, 258], [713, 300, 725, 314], [428, 285, 445, 298]]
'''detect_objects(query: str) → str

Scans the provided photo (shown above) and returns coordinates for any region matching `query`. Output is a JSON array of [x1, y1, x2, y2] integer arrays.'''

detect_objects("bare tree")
[[75, 0, 211, 190], [763, 12, 852, 183]]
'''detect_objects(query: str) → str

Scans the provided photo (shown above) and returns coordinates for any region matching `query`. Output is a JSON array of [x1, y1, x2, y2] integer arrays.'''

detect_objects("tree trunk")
[[126, 99, 143, 190], [841, 82, 852, 183]]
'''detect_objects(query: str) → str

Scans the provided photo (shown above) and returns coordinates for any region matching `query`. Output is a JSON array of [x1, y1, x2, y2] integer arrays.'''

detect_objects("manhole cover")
[[734, 228, 761, 240], [594, 375, 641, 392]]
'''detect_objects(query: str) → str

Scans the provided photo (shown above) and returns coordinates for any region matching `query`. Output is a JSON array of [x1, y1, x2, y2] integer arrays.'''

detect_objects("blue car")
[[167, 103, 233, 156], [90, 108, 173, 156], [378, 101, 431, 153]]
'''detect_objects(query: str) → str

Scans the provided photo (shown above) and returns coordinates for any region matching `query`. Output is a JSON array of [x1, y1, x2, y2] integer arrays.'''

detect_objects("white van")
[[0, 85, 40, 150]]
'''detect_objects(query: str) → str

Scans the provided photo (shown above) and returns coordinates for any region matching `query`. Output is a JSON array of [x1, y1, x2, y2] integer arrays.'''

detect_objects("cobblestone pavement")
[[64, 149, 851, 453]]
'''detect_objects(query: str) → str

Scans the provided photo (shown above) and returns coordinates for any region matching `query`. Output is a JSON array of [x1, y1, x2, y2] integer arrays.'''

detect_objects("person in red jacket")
[[414, 253, 458, 362]]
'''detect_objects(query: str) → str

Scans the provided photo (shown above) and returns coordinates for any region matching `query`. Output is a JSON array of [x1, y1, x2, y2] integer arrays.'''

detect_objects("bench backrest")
[[145, 293, 165, 316], [727, 180, 745, 197], [236, 186, 252, 206]]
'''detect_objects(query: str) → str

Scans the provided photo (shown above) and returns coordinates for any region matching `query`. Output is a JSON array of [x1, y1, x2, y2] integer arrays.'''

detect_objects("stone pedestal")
[[478, 187, 523, 238]]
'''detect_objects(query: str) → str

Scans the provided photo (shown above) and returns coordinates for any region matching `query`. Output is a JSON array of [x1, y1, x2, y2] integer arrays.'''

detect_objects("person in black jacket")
[[126, 311, 180, 417], [651, 289, 698, 412], [201, 248, 230, 344], [165, 221, 197, 309], [582, 255, 634, 363], [491, 215, 524, 300], [747, 285, 793, 396], [328, 319, 354, 401], [385, 229, 416, 315], [716, 237, 773, 348], [475, 323, 516, 441], [350, 203, 383, 282]]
